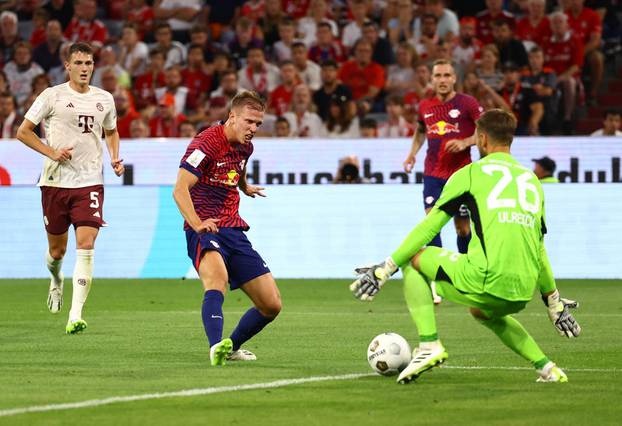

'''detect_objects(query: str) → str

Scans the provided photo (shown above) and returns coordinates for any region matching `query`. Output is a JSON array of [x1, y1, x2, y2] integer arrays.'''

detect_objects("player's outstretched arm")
[[238, 166, 266, 198], [104, 128, 124, 176], [403, 125, 425, 173], [173, 168, 219, 233], [350, 258, 399, 301], [16, 119, 73, 162]]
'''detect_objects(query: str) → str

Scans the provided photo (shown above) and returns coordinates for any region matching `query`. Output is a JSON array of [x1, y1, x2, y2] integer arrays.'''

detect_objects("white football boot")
[[397, 342, 448, 384], [536, 362, 568, 383], [227, 349, 257, 361], [47, 273, 64, 313]]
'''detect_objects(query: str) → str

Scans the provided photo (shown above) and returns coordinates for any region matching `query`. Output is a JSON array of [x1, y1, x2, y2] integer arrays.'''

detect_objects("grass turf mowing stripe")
[[0, 366, 618, 418]]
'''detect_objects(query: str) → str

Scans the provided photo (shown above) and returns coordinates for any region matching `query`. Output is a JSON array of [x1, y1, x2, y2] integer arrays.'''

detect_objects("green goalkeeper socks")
[[403, 264, 438, 339], [476, 315, 548, 367]]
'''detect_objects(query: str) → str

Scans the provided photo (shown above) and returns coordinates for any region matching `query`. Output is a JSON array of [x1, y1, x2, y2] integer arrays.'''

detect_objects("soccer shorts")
[[417, 246, 527, 317], [41, 184, 105, 235], [185, 227, 270, 290], [423, 175, 469, 217]]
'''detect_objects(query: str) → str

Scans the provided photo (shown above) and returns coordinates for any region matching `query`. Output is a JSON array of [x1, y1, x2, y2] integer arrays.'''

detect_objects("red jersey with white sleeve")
[[179, 124, 253, 230], [418, 93, 483, 179]]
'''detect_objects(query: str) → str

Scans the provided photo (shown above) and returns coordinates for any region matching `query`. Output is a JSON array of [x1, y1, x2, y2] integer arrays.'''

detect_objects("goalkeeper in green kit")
[[351, 109, 581, 384]]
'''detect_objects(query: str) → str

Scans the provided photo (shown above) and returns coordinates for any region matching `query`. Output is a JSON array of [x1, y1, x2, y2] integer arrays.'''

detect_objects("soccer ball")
[[367, 333, 412, 376]]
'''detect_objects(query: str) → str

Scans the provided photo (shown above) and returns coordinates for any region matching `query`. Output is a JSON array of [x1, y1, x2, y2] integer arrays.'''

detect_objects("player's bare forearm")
[[445, 134, 476, 153], [403, 129, 425, 173], [16, 119, 61, 160], [173, 169, 203, 230], [238, 167, 266, 198], [104, 128, 124, 176]]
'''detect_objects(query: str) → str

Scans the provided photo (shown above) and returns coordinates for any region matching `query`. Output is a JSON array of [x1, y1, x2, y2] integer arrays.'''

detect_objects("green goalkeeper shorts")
[[417, 246, 527, 317]]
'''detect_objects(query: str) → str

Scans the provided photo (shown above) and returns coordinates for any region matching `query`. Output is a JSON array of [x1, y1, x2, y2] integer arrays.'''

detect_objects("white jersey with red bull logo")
[[418, 93, 483, 180]]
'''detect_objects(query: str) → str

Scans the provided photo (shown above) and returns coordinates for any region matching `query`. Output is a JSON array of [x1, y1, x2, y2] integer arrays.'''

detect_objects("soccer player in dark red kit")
[[173, 91, 281, 366], [403, 59, 483, 256]]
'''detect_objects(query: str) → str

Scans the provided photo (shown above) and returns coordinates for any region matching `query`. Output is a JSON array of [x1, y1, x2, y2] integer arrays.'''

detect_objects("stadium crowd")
[[0, 0, 621, 139]]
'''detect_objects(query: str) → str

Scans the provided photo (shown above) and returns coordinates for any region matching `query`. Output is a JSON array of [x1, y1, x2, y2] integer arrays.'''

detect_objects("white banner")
[[0, 137, 620, 186]]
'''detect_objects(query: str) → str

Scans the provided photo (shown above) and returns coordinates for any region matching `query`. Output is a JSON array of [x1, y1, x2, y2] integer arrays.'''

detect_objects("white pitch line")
[[0, 373, 374, 418], [0, 366, 618, 418]]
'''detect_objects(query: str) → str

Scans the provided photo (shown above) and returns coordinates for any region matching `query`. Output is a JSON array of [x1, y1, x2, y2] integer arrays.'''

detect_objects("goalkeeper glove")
[[542, 290, 581, 338], [350, 257, 398, 301]]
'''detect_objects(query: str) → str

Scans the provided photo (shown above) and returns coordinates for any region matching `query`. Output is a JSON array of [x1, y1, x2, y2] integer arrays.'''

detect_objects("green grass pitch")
[[0, 279, 620, 425]]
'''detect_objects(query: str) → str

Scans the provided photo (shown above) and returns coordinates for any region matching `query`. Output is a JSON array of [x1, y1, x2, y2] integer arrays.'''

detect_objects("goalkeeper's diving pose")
[[351, 109, 581, 384]]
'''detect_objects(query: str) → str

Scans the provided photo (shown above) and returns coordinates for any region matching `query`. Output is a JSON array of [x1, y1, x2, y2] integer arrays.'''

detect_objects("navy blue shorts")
[[186, 227, 270, 290], [423, 175, 469, 217]]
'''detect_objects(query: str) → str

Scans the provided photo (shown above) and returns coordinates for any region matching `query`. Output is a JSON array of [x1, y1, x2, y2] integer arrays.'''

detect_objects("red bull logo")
[[428, 120, 460, 136], [211, 169, 240, 186]]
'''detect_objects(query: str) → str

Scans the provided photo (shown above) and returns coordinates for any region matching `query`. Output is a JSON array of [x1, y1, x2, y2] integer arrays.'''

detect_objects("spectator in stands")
[[516, 0, 551, 48], [4, 41, 44, 107], [532, 156, 559, 182], [378, 95, 415, 137], [43, 0, 73, 30], [114, 92, 141, 139], [298, 0, 339, 47], [521, 46, 557, 134], [155, 66, 189, 115], [133, 47, 166, 113], [125, 0, 155, 41], [283, 84, 325, 137], [274, 116, 291, 137], [259, 0, 285, 47], [413, 13, 440, 60], [309, 21, 346, 64], [101, 67, 135, 112], [0, 92, 21, 138], [204, 0, 241, 43], [152, 22, 186, 69], [283, 0, 312, 19], [240, 0, 264, 23], [32, 19, 63, 72], [181, 44, 212, 113], [563, 0, 604, 101], [491, 19, 528, 69], [462, 70, 510, 111], [291, 41, 322, 91], [543, 11, 584, 134], [153, 0, 201, 44], [149, 92, 186, 137], [202, 69, 244, 124], [324, 93, 360, 138], [179, 120, 197, 138], [273, 18, 299, 62], [403, 63, 434, 123], [476, 44, 504, 90], [313, 59, 352, 121], [48, 41, 69, 86], [452, 16, 482, 80], [188, 25, 220, 64], [269, 61, 301, 116], [118, 22, 149, 77], [343, 0, 368, 49], [338, 39, 386, 114], [360, 117, 378, 137], [238, 47, 280, 99], [413, 0, 459, 44], [591, 109, 622, 136], [64, 0, 107, 51], [498, 63, 542, 135], [210, 51, 233, 92], [129, 117, 150, 138], [228, 16, 263, 69], [29, 8, 49, 48], [362, 21, 395, 66], [21, 73, 50, 114], [477, 0, 516, 44], [0, 11, 21, 66], [386, 42, 419, 97], [387, 0, 415, 47], [0, 70, 8, 94], [91, 46, 131, 90]]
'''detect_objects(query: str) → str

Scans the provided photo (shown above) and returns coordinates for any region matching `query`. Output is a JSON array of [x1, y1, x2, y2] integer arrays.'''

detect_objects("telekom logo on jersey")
[[78, 115, 95, 134]]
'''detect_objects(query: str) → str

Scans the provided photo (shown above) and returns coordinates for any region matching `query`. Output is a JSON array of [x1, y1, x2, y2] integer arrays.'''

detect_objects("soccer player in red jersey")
[[403, 59, 483, 255], [173, 91, 281, 366]]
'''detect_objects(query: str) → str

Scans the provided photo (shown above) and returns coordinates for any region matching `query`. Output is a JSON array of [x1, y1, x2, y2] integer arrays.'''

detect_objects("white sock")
[[69, 249, 94, 321], [46, 251, 64, 287], [419, 340, 442, 351]]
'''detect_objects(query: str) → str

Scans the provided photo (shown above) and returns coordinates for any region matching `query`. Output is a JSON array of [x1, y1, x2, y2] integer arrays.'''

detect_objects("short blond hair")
[[231, 91, 266, 112]]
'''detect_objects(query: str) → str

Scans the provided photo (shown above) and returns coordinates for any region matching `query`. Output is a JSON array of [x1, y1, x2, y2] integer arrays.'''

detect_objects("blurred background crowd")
[[0, 0, 621, 141]]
